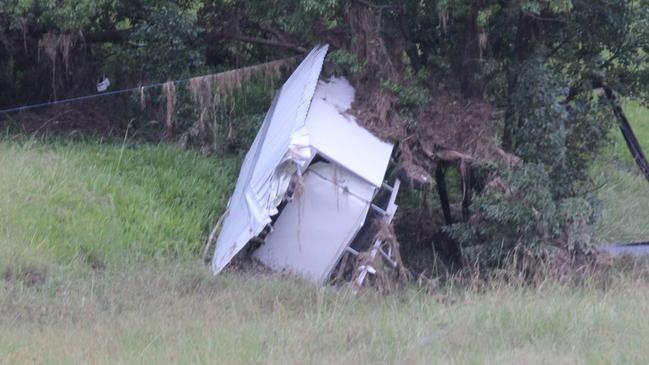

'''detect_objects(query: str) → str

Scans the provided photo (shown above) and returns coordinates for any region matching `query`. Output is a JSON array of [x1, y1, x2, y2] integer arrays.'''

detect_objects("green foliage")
[[505, 58, 613, 199], [382, 69, 431, 110], [445, 163, 595, 266], [2, 0, 109, 30], [209, 0, 339, 34], [381, 69, 431, 132], [327, 50, 365, 75], [508, 59, 570, 168], [103, 4, 204, 81]]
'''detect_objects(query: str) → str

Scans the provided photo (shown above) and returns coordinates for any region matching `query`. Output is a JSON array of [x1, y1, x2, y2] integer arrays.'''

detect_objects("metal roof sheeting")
[[211, 44, 328, 274]]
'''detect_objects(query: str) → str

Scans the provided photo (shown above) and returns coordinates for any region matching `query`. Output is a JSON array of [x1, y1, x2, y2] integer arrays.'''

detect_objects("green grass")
[[592, 100, 649, 244], [0, 137, 238, 276]]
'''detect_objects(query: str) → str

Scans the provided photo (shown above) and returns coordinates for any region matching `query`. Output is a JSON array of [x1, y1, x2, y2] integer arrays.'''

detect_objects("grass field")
[[1, 101, 649, 364], [3, 265, 649, 364]]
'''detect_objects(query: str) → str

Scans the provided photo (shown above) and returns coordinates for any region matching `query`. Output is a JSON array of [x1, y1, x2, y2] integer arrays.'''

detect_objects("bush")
[[445, 163, 596, 268]]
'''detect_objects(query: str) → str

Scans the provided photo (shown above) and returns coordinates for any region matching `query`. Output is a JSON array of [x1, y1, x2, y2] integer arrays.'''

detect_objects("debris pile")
[[209, 45, 403, 287]]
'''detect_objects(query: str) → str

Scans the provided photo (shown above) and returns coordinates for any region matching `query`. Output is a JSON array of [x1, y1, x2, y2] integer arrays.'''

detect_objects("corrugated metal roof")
[[211, 44, 329, 274]]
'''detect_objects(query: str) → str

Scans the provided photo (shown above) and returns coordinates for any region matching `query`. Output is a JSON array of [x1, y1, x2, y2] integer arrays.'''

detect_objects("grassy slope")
[[592, 100, 649, 244], [0, 138, 238, 276]]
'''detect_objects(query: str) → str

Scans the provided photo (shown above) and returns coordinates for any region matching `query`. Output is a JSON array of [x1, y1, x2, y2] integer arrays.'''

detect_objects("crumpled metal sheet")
[[253, 162, 376, 284], [211, 45, 329, 274], [211, 45, 396, 282]]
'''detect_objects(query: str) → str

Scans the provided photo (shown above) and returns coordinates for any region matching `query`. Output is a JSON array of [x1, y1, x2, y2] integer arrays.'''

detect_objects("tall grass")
[[0, 137, 238, 276], [3, 263, 649, 364]]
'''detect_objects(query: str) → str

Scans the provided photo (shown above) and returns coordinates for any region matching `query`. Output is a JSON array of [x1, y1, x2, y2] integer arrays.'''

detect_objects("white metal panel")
[[253, 163, 376, 284], [305, 77, 393, 188], [211, 45, 329, 274]]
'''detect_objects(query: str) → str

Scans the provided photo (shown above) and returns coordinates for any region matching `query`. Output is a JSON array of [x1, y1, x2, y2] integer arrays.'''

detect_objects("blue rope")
[[0, 77, 195, 114]]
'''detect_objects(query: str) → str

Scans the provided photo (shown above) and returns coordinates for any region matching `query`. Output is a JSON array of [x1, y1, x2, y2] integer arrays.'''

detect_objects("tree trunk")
[[435, 163, 454, 225]]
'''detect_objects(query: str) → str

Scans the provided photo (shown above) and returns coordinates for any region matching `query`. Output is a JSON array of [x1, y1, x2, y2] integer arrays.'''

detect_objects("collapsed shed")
[[211, 44, 401, 284]]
